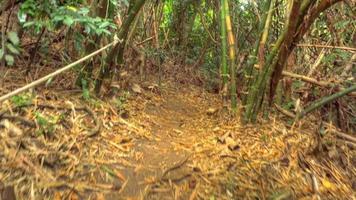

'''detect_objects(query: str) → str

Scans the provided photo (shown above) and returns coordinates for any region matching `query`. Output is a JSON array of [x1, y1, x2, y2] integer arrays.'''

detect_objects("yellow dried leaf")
[[53, 192, 62, 200], [322, 179, 336, 190]]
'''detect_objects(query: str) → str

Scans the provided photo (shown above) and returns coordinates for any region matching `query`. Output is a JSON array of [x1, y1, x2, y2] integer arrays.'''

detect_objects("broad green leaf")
[[78, 7, 89, 15], [53, 15, 64, 22], [8, 32, 20, 45], [5, 55, 14, 66], [63, 16, 74, 26], [99, 21, 110, 29], [6, 43, 20, 55], [101, 29, 111, 35]]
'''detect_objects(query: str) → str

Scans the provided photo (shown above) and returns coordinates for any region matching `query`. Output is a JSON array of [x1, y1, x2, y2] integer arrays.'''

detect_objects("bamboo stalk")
[[1, 3, 6, 66], [95, 0, 146, 94], [244, 0, 285, 123], [298, 84, 356, 119], [242, 0, 272, 105], [224, 0, 237, 110], [220, 0, 228, 108], [258, 0, 275, 70]]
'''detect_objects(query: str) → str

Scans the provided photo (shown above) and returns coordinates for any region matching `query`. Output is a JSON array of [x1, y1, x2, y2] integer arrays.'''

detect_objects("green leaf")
[[5, 55, 14, 66], [17, 11, 27, 23], [63, 16, 74, 26], [6, 43, 20, 55], [0, 48, 4, 59], [10, 94, 32, 106], [7, 32, 20, 45], [81, 78, 90, 100], [45, 77, 53, 87], [53, 15, 64, 22], [101, 29, 111, 35], [23, 21, 36, 28], [99, 21, 110, 29]]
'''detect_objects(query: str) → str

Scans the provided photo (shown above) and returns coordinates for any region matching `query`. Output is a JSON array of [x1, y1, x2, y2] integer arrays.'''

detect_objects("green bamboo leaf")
[[6, 43, 20, 55], [99, 21, 110, 29], [0, 48, 4, 59], [63, 16, 74, 26], [23, 21, 35, 28], [17, 11, 27, 23], [5, 55, 15, 66], [7, 32, 20, 45]]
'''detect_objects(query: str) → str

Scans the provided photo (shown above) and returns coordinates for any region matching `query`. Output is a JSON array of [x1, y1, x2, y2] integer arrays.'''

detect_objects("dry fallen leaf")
[[96, 193, 105, 200], [0, 119, 23, 137], [321, 179, 336, 191], [206, 108, 218, 116], [132, 84, 143, 94]]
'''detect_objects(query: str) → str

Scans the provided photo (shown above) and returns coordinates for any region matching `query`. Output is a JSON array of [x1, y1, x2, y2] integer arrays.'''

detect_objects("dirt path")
[[106, 84, 212, 199]]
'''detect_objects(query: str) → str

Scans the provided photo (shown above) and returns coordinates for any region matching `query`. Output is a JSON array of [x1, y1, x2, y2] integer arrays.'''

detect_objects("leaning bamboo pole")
[[297, 84, 356, 119]]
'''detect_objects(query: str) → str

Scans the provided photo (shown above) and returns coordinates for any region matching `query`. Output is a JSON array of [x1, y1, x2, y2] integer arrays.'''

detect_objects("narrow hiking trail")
[[1, 70, 355, 199], [116, 84, 209, 199]]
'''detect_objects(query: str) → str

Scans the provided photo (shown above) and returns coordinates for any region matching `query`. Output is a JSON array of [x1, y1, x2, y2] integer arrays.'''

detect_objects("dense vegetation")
[[1, 0, 355, 129]]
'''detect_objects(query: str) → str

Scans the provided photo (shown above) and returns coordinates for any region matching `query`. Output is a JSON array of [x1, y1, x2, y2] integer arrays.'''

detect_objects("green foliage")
[[0, 32, 21, 66], [17, 0, 116, 58], [283, 101, 295, 110], [10, 94, 32, 107], [19, 1, 116, 35], [114, 91, 130, 114], [81, 78, 91, 100], [322, 49, 352, 67], [35, 112, 61, 136]]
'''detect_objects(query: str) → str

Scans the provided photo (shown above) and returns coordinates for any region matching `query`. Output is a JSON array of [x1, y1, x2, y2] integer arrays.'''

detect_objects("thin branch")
[[296, 43, 356, 51], [281, 70, 356, 97]]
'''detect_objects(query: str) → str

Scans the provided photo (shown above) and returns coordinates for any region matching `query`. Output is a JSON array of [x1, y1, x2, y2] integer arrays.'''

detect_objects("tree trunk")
[[95, 0, 146, 94]]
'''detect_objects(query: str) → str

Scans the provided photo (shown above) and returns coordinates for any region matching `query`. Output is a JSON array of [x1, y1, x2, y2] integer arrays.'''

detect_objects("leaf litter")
[[0, 69, 355, 200]]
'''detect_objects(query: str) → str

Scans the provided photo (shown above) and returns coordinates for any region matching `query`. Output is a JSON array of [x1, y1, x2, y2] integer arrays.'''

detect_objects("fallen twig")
[[161, 155, 190, 179]]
